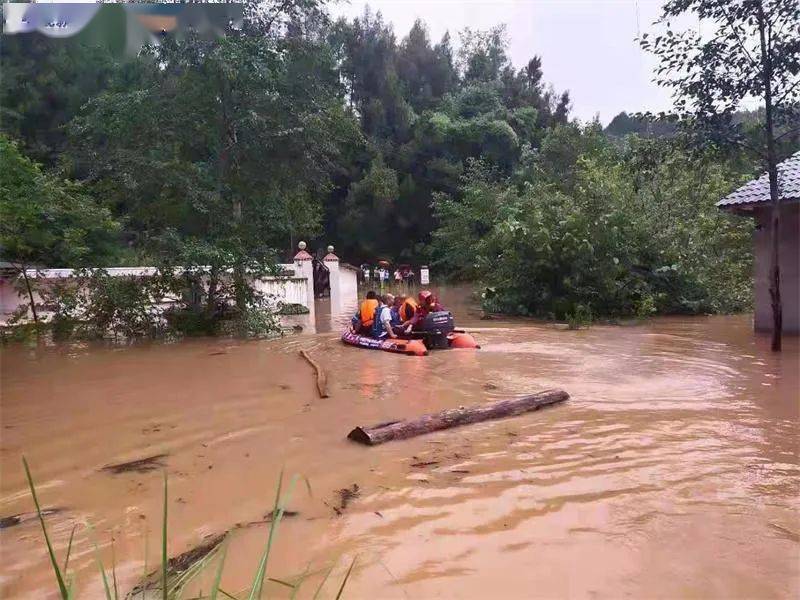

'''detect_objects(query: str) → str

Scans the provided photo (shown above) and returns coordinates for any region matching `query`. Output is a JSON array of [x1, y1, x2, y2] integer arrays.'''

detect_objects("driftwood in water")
[[299, 349, 329, 398], [102, 454, 168, 474], [126, 533, 226, 599], [0, 508, 64, 530], [348, 389, 569, 446]]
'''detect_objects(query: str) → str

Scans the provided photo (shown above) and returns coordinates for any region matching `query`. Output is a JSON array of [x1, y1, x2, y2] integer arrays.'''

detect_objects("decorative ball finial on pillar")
[[324, 244, 339, 262], [294, 240, 312, 261]]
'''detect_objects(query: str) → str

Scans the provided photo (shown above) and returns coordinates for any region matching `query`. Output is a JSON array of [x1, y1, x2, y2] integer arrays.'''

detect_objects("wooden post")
[[348, 389, 568, 445], [299, 349, 329, 398]]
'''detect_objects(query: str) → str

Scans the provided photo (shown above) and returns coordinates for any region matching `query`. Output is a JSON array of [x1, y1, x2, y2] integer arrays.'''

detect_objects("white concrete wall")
[[292, 254, 316, 325], [0, 279, 24, 321], [253, 276, 310, 309], [0, 257, 353, 327], [339, 265, 359, 306]]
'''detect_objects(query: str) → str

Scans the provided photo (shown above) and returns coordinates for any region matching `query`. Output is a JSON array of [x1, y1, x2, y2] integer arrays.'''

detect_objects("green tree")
[[432, 131, 753, 319], [458, 25, 510, 83], [68, 15, 359, 315], [0, 135, 120, 323], [331, 9, 415, 142], [0, 34, 116, 167], [338, 155, 400, 257], [396, 20, 458, 113], [640, 0, 800, 351]]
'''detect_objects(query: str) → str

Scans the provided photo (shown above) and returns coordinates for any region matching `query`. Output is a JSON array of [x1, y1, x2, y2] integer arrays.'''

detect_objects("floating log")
[[299, 349, 329, 398], [348, 389, 569, 446], [126, 533, 226, 599], [0, 508, 63, 530], [101, 454, 168, 474]]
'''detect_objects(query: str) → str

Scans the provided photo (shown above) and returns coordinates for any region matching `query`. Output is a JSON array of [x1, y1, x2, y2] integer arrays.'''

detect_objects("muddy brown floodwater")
[[1, 285, 798, 598]]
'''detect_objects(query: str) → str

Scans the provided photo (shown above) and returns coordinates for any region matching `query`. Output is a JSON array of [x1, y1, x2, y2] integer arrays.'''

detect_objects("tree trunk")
[[767, 172, 782, 350], [758, 3, 782, 352], [206, 267, 219, 317], [348, 389, 569, 446], [19, 265, 39, 325]]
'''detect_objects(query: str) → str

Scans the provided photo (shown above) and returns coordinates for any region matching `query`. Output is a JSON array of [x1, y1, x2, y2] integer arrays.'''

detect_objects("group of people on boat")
[[350, 290, 445, 340]]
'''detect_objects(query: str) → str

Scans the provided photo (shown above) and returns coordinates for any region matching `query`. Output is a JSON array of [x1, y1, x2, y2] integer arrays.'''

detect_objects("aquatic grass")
[[311, 564, 336, 600], [87, 521, 115, 600], [162, 470, 169, 600], [63, 524, 77, 575], [142, 526, 149, 600], [247, 468, 298, 599], [208, 540, 228, 600], [335, 556, 357, 600], [23, 458, 355, 599], [22, 456, 70, 599], [289, 562, 312, 600], [112, 538, 120, 600]]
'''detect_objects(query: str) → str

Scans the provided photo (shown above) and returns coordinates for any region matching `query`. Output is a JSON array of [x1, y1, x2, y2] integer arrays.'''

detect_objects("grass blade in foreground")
[[63, 524, 77, 574], [247, 469, 299, 599], [335, 556, 357, 600], [209, 540, 229, 600], [311, 564, 335, 600], [162, 471, 168, 600], [87, 522, 115, 600], [112, 538, 119, 600], [22, 457, 69, 599]]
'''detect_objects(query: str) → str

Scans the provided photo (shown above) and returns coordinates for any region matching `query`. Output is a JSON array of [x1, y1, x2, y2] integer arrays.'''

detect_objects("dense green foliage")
[[1, 0, 776, 330], [327, 15, 571, 261], [432, 125, 754, 318], [0, 135, 120, 270]]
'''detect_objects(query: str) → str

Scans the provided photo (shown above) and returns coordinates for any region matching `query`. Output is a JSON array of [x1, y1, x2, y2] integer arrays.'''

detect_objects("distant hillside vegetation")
[[604, 112, 677, 138]]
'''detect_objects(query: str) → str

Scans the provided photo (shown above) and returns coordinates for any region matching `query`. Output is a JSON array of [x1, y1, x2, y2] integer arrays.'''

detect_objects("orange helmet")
[[418, 290, 432, 304]]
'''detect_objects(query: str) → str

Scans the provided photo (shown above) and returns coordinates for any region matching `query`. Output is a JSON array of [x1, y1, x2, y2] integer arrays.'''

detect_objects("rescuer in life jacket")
[[406, 290, 446, 331], [396, 294, 419, 331], [350, 290, 379, 335]]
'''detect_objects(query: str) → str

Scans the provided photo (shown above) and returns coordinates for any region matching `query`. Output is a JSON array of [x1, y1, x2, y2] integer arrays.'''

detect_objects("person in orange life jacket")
[[350, 290, 379, 335], [391, 294, 404, 325], [371, 293, 398, 339], [396, 294, 419, 330], [406, 290, 446, 332]]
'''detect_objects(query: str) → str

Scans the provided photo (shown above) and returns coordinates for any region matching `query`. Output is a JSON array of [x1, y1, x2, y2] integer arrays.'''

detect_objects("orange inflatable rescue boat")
[[341, 311, 480, 356]]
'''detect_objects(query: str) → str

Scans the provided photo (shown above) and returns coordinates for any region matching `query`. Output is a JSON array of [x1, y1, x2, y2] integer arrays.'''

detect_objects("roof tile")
[[717, 150, 800, 207]]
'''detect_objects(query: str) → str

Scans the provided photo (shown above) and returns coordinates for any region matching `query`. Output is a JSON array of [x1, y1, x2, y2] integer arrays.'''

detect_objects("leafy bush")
[[277, 302, 311, 315], [432, 129, 753, 319], [35, 265, 283, 341]]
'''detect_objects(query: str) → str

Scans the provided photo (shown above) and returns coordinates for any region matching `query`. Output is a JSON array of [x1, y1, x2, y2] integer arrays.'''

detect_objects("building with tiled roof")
[[718, 151, 800, 333], [718, 151, 800, 210]]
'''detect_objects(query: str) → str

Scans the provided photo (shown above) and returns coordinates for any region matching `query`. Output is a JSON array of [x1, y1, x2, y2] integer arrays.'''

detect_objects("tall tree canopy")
[[327, 10, 572, 262]]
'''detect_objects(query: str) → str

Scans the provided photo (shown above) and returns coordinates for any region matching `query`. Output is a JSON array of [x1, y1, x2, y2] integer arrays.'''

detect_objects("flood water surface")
[[1, 288, 798, 598]]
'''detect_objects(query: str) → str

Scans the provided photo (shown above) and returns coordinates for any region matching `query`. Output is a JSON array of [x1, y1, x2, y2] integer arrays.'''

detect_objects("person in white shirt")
[[377, 293, 397, 339]]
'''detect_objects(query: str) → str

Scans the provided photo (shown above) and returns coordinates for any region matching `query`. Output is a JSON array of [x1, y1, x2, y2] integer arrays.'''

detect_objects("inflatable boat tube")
[[341, 331, 429, 356]]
